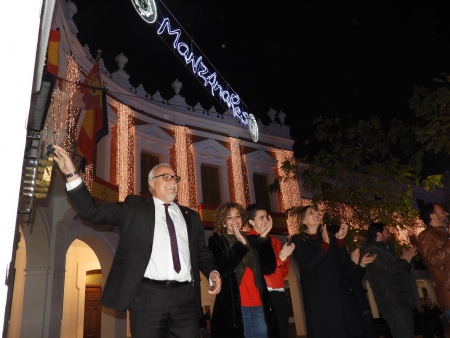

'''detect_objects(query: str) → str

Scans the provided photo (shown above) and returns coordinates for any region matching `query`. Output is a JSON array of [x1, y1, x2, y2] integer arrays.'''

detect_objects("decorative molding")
[[246, 149, 277, 165], [193, 139, 230, 162], [135, 123, 174, 144]]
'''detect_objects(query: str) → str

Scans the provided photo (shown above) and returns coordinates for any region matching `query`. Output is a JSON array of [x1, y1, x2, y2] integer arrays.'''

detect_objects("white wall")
[[0, 1, 49, 334]]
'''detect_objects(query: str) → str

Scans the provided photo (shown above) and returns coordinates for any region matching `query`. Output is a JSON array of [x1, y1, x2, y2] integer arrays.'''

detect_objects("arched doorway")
[[61, 240, 101, 338]]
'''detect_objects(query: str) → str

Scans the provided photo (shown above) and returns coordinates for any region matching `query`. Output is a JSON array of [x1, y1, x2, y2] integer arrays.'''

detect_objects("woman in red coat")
[[208, 202, 276, 338]]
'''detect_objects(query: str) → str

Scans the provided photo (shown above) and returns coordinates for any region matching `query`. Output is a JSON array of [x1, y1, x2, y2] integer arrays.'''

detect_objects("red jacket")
[[247, 229, 290, 289]]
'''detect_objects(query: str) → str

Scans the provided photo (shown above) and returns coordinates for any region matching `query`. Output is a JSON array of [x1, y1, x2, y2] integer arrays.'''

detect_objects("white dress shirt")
[[144, 197, 192, 281]]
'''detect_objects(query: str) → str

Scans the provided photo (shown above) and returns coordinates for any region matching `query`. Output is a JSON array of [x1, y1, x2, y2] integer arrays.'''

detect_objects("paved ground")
[[288, 319, 450, 337]]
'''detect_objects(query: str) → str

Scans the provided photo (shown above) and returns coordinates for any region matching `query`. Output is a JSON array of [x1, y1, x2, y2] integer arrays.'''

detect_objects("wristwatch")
[[65, 171, 78, 178]]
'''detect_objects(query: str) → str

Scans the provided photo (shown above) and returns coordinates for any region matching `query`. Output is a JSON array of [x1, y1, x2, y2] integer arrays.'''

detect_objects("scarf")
[[223, 233, 258, 286]]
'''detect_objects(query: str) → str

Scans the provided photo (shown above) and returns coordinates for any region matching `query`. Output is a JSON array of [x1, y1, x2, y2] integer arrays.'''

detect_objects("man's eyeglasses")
[[152, 173, 181, 183]]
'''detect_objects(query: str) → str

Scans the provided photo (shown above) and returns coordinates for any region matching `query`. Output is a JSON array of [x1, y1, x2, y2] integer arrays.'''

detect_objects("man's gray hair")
[[148, 163, 172, 181]]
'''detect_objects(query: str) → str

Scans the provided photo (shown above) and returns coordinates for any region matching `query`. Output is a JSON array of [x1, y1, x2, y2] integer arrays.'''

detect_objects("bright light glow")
[[117, 102, 134, 201], [157, 18, 251, 128], [174, 126, 197, 209], [275, 149, 302, 234]]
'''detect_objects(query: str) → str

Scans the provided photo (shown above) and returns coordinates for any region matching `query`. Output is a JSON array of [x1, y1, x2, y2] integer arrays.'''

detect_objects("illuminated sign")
[[248, 115, 258, 143], [130, 3, 259, 142], [131, 0, 157, 24]]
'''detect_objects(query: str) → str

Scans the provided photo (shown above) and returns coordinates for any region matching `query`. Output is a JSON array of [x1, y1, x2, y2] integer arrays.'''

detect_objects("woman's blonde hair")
[[213, 202, 248, 235]]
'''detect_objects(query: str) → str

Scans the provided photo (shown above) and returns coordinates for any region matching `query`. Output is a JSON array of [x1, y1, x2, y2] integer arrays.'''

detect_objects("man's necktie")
[[163, 203, 181, 273]]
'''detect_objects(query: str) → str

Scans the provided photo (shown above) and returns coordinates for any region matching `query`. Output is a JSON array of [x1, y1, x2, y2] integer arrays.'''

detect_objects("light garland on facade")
[[41, 89, 68, 156], [240, 142, 251, 206], [229, 138, 250, 207], [187, 139, 197, 209], [44, 55, 96, 192], [64, 54, 81, 154], [274, 149, 302, 234], [173, 126, 197, 209], [84, 164, 94, 192], [117, 102, 134, 201]]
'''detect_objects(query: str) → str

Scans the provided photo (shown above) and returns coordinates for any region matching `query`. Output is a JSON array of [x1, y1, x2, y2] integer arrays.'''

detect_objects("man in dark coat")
[[361, 222, 417, 338], [53, 145, 221, 338]]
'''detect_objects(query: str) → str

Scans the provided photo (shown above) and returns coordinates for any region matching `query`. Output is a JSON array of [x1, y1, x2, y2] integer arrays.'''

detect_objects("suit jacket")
[[67, 183, 217, 312]]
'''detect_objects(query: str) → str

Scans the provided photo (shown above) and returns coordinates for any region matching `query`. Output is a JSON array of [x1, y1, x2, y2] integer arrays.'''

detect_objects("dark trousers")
[[381, 305, 414, 338], [426, 316, 445, 338], [268, 290, 290, 338], [129, 282, 199, 338]]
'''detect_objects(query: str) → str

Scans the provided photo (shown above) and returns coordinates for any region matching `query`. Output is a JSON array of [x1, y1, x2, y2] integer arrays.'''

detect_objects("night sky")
[[71, 0, 450, 163]]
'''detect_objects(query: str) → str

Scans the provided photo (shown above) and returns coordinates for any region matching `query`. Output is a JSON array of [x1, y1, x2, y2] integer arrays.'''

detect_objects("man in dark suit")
[[52, 145, 221, 338]]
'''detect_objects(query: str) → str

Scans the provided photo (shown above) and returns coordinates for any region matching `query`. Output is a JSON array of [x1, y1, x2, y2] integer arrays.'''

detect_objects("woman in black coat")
[[291, 206, 364, 338], [208, 202, 276, 338]]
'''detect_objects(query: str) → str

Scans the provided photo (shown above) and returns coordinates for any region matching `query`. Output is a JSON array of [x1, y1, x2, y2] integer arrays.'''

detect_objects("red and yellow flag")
[[73, 57, 109, 165], [47, 29, 60, 76]]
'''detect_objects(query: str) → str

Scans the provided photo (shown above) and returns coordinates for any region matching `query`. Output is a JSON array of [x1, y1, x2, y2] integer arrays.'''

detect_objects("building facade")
[[6, 1, 305, 337]]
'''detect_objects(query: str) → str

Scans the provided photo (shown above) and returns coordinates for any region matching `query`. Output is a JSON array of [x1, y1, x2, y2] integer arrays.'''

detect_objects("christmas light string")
[[117, 102, 134, 201], [173, 126, 197, 209], [274, 149, 302, 234], [63, 54, 81, 154]]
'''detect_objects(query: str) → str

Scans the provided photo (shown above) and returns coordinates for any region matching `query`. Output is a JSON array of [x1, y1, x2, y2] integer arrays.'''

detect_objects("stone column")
[[20, 266, 65, 337]]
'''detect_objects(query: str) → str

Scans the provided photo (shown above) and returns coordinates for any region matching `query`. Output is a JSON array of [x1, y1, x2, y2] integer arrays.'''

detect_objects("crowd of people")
[[52, 146, 448, 338]]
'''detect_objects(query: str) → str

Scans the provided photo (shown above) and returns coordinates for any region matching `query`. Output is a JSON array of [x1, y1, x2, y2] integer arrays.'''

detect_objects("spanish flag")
[[47, 29, 60, 76], [72, 56, 109, 165]]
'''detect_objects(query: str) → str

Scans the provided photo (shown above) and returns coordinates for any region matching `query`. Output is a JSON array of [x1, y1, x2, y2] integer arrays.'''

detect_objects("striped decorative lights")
[[117, 102, 134, 201], [42, 89, 68, 153], [274, 149, 302, 234], [229, 138, 250, 206], [64, 54, 81, 154], [173, 126, 197, 209]]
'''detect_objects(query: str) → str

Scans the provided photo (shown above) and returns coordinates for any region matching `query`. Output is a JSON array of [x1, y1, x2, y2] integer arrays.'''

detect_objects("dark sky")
[[71, 0, 450, 160]]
